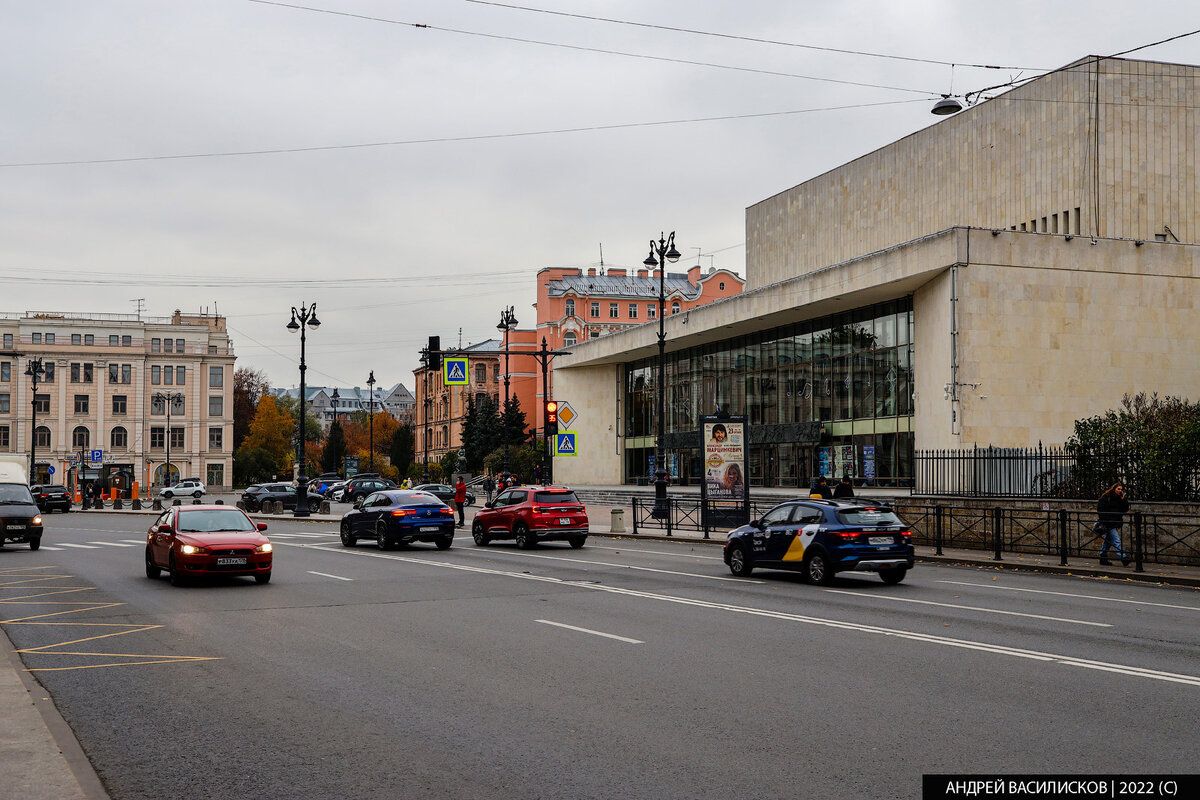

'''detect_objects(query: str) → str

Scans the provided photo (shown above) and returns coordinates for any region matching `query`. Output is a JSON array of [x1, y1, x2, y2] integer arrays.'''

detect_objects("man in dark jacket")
[[833, 477, 855, 499], [1097, 483, 1131, 566], [809, 477, 833, 499]]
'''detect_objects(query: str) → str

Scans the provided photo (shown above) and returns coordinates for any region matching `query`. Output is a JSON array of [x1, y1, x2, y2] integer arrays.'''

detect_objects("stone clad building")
[[0, 310, 235, 491], [551, 55, 1200, 488]]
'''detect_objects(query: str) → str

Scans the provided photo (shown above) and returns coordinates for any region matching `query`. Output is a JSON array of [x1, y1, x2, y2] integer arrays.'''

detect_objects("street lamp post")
[[496, 306, 518, 477], [153, 391, 184, 492], [330, 387, 340, 428], [287, 303, 321, 517], [366, 370, 376, 473], [24, 357, 46, 483], [642, 231, 682, 518]]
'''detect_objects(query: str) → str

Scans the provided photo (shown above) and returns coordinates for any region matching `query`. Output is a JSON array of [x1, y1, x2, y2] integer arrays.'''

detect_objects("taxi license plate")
[[869, 536, 893, 546], [559, 518, 571, 525], [217, 557, 247, 566], [420, 526, 439, 532]]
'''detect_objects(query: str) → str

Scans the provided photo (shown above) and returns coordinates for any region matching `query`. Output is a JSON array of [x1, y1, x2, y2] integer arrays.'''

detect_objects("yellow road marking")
[[0, 575, 75, 586], [27, 657, 223, 673], [0, 588, 98, 602], [0, 565, 61, 574], [1, 603, 125, 623], [18, 625, 163, 652]]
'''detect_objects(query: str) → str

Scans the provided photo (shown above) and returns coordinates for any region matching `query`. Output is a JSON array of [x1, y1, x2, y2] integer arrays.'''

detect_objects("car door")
[[151, 509, 175, 565], [755, 503, 798, 562], [358, 492, 390, 533], [501, 490, 527, 533], [486, 490, 512, 532], [777, 504, 824, 565]]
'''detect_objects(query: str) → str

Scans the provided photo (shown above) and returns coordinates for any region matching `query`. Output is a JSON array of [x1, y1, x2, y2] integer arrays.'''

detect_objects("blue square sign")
[[554, 432, 577, 458]]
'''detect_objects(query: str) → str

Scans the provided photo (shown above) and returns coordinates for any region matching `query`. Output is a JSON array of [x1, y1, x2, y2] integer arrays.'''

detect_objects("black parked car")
[[0, 483, 44, 550], [241, 483, 321, 513], [342, 477, 397, 503], [31, 484, 72, 513], [413, 483, 476, 506]]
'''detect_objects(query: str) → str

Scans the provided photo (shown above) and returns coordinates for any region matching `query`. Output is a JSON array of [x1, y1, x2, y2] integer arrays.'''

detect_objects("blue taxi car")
[[724, 499, 914, 585]]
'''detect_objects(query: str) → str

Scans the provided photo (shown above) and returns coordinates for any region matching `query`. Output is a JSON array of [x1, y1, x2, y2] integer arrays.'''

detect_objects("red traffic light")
[[545, 400, 558, 424]]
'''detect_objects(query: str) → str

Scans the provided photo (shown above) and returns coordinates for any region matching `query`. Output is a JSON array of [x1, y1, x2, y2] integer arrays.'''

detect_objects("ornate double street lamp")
[[153, 391, 184, 491], [642, 231, 681, 518], [287, 303, 320, 517], [366, 370, 376, 473], [24, 357, 46, 482], [496, 306, 519, 476]]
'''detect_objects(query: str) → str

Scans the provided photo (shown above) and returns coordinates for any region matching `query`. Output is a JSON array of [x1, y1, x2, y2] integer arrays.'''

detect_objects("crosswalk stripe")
[[57, 543, 99, 549], [89, 541, 136, 547]]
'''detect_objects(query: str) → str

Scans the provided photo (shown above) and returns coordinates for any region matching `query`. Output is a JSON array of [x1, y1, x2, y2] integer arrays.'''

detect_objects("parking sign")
[[89, 449, 104, 463]]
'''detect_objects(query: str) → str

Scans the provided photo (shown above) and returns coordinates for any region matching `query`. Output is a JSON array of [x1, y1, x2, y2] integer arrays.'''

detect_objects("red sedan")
[[145, 505, 273, 586]]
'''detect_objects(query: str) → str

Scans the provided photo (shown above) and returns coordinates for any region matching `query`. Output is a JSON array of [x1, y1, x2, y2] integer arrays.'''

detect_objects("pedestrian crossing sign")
[[443, 357, 469, 385], [554, 431, 578, 458]]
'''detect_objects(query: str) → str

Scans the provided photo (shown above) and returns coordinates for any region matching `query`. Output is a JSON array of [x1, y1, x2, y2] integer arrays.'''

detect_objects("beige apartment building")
[[550, 55, 1200, 488], [0, 310, 236, 492]]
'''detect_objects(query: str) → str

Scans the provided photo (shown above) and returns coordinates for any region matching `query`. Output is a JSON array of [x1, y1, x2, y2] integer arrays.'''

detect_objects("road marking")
[[88, 541, 136, 547], [0, 565, 59, 573], [936, 580, 1200, 612], [535, 619, 643, 644], [120, 540, 147, 544], [38, 546, 65, 551], [822, 589, 1112, 627], [275, 542, 1200, 688], [583, 543, 723, 560], [57, 543, 99, 549], [271, 532, 337, 539], [457, 546, 756, 583], [307, 571, 354, 581]]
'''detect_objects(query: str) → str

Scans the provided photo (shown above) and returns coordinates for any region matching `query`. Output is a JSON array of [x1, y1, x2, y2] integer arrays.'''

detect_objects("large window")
[[111, 426, 128, 449], [208, 366, 223, 387], [33, 394, 50, 414], [74, 395, 89, 414], [209, 396, 224, 417], [72, 426, 90, 448], [34, 426, 50, 448], [170, 427, 185, 449], [208, 427, 223, 450], [0, 425, 8, 449], [0, 393, 8, 413], [563, 332, 577, 347], [206, 463, 225, 487], [565, 299, 575, 317], [150, 427, 165, 448]]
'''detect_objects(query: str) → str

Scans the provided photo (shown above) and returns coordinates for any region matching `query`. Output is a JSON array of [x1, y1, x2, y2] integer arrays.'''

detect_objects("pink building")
[[530, 265, 744, 434]]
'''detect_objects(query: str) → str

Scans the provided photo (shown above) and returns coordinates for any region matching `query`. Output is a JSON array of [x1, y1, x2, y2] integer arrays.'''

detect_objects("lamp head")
[[665, 231, 681, 263], [931, 95, 963, 116], [643, 244, 658, 268], [307, 306, 320, 328], [287, 310, 300, 331]]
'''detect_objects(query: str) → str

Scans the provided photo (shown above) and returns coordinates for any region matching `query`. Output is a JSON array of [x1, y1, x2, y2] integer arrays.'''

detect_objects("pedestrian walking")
[[482, 474, 495, 504], [809, 477, 833, 499], [1096, 482, 1131, 566], [453, 477, 468, 528], [833, 477, 855, 499]]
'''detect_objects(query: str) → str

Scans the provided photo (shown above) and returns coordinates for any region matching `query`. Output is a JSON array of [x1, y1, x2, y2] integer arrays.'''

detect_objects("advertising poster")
[[862, 445, 876, 481], [700, 416, 750, 531]]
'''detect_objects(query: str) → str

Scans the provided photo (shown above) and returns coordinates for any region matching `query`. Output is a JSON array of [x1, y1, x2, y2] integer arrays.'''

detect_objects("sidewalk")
[[0, 626, 107, 800], [589, 521, 1200, 588]]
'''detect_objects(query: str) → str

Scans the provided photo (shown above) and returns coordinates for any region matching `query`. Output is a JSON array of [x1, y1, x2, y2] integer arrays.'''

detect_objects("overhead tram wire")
[[0, 267, 527, 287], [245, 0, 941, 96], [463, 0, 1046, 72], [0, 98, 931, 169]]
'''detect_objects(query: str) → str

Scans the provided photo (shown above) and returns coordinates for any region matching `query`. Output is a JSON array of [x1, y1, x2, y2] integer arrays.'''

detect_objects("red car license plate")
[[217, 557, 247, 566], [559, 518, 571, 525]]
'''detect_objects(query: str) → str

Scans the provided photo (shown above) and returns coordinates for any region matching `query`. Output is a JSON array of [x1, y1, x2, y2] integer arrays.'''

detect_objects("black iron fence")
[[915, 445, 1200, 501], [628, 495, 1200, 567]]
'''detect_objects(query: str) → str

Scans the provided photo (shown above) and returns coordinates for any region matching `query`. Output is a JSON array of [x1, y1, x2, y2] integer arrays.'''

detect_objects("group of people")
[[809, 476, 856, 499]]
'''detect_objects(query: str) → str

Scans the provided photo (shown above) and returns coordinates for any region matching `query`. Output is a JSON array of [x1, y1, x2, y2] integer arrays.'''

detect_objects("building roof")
[[548, 273, 700, 300], [273, 383, 412, 407]]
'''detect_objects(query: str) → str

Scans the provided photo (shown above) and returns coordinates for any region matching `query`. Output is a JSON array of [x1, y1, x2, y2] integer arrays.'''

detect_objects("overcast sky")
[[2, 1, 1196, 389]]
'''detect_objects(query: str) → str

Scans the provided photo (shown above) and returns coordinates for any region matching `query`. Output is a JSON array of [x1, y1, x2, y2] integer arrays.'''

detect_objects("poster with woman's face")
[[703, 421, 745, 501]]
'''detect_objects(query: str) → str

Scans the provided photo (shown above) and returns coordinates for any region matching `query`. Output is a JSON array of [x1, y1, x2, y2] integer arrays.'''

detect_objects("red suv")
[[472, 486, 589, 549]]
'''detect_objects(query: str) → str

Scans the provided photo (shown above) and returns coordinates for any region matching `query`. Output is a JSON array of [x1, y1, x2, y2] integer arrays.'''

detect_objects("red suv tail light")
[[836, 530, 866, 540], [439, 507, 453, 516], [900, 529, 912, 538], [391, 509, 415, 517]]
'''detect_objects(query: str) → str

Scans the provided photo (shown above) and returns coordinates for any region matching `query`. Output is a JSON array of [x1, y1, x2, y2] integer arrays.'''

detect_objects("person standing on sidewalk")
[[453, 477, 467, 528], [1097, 482, 1131, 567], [833, 477, 855, 499], [482, 474, 495, 504]]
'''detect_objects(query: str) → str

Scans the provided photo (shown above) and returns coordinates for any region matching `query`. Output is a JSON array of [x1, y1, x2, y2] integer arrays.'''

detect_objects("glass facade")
[[624, 297, 914, 488]]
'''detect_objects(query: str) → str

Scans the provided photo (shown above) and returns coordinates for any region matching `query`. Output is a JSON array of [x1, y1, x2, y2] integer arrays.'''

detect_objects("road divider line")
[[274, 541, 1200, 688], [88, 541, 136, 548], [936, 580, 1200, 612], [57, 543, 99, 549], [536, 619, 643, 644], [307, 571, 354, 581], [119, 540, 146, 545], [822, 589, 1112, 627], [456, 546, 758, 583]]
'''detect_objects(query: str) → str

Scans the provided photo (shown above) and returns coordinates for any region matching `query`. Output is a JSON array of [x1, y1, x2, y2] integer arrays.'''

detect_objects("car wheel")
[[168, 555, 187, 586], [340, 521, 356, 548], [728, 544, 753, 577], [255, 572, 272, 585], [806, 551, 834, 586], [309, 500, 322, 513], [568, 536, 587, 549], [472, 520, 491, 546], [163, 491, 173, 499], [880, 568, 907, 585], [514, 523, 536, 549], [28, 536, 41, 552], [145, 550, 161, 579], [435, 535, 453, 551], [376, 524, 393, 551], [193, 491, 202, 498]]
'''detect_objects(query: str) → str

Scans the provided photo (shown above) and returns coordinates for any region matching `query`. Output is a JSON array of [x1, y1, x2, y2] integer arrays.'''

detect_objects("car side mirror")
[[484, 501, 495, 509], [353, 498, 363, 509], [158, 523, 173, 534], [749, 519, 763, 530], [257, 522, 268, 531]]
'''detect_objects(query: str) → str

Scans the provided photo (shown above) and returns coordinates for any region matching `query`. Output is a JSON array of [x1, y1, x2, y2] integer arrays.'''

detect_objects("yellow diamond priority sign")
[[557, 401, 577, 429]]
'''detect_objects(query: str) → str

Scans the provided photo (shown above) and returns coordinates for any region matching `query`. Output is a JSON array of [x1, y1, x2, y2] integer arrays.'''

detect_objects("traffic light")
[[427, 336, 441, 371], [544, 400, 558, 434]]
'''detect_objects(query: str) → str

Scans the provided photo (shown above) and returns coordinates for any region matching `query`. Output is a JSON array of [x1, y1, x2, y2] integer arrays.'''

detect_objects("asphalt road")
[[2, 510, 1199, 800]]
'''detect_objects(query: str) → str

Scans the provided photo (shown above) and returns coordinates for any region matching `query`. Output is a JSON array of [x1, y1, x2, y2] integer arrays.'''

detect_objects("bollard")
[[172, 498, 181, 507], [934, 505, 944, 555], [113, 497, 123, 510], [992, 506, 1003, 561], [215, 499, 224, 505], [320, 501, 330, 515], [132, 499, 142, 510], [1058, 509, 1069, 566], [631, 498, 640, 535], [192, 498, 202, 505], [1133, 512, 1145, 573], [610, 507, 625, 533], [152, 498, 162, 511]]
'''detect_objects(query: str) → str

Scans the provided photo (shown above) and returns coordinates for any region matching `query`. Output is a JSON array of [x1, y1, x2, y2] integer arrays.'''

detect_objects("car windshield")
[[837, 508, 903, 526], [0, 484, 35, 504], [535, 491, 579, 504], [176, 509, 256, 533]]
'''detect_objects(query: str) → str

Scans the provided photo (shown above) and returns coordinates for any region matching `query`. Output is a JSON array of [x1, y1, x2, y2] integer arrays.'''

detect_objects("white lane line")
[[937, 580, 1200, 612], [120, 540, 146, 544], [270, 532, 337, 539], [307, 571, 354, 582], [456, 546, 757, 584], [56, 543, 99, 549], [88, 541, 136, 548], [38, 546, 64, 551], [536, 619, 643, 644], [822, 589, 1111, 628], [275, 542, 1200, 688]]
